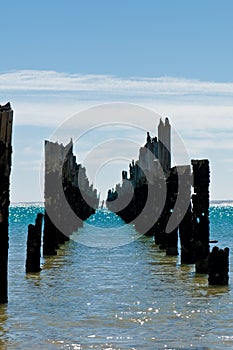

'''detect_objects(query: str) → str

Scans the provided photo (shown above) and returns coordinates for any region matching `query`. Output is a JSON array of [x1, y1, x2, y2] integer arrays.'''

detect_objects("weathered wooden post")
[[0, 102, 13, 303], [208, 246, 229, 285], [192, 159, 210, 273], [179, 203, 195, 263], [178, 166, 195, 264], [43, 140, 72, 255], [158, 118, 171, 174], [165, 167, 179, 255], [26, 213, 44, 273]]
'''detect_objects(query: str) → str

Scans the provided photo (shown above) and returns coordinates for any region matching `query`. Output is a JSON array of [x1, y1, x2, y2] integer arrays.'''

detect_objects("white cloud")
[[0, 70, 231, 133], [1, 70, 233, 96]]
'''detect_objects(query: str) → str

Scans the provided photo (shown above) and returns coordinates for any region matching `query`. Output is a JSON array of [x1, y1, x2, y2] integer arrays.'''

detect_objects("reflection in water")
[[71, 209, 142, 248], [25, 273, 42, 288], [0, 305, 8, 350]]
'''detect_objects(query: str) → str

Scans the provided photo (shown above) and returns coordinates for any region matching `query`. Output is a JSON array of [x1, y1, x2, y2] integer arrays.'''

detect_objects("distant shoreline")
[[10, 201, 44, 206], [10, 200, 233, 206], [211, 200, 233, 204]]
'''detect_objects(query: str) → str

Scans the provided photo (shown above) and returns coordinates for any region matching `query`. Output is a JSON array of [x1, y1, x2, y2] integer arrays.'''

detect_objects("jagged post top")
[[0, 102, 13, 148], [0, 102, 11, 112]]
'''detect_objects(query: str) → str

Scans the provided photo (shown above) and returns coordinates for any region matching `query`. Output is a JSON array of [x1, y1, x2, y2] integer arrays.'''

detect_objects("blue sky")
[[1, 0, 233, 201]]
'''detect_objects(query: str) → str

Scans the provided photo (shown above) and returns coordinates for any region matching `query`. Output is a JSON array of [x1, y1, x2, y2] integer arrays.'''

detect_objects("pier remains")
[[106, 118, 229, 282], [43, 139, 99, 255]]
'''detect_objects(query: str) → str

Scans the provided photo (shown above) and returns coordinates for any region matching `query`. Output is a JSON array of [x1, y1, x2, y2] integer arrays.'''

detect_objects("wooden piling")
[[179, 204, 195, 263], [0, 103, 13, 303], [208, 246, 229, 285], [192, 159, 210, 273], [177, 166, 195, 264], [165, 167, 179, 255], [26, 213, 44, 273], [158, 118, 171, 174], [43, 140, 74, 255]]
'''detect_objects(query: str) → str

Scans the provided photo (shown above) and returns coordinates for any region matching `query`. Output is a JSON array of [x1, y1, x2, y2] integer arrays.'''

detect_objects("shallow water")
[[0, 203, 233, 349]]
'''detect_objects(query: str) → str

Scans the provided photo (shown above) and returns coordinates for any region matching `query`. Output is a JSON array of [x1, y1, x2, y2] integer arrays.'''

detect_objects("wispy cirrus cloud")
[[1, 69, 232, 132], [1, 69, 233, 98]]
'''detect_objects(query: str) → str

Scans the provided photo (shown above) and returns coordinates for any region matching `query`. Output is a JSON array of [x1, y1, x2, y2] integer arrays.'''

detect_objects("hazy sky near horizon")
[[1, 0, 233, 201]]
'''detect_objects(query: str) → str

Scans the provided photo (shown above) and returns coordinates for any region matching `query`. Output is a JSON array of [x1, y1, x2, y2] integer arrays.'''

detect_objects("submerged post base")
[[208, 246, 229, 285]]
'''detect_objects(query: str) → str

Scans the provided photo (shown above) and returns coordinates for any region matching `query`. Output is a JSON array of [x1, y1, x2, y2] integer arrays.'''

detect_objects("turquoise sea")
[[0, 203, 233, 349]]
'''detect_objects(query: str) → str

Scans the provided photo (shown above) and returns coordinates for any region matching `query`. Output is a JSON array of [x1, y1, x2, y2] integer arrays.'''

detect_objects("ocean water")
[[0, 203, 233, 349]]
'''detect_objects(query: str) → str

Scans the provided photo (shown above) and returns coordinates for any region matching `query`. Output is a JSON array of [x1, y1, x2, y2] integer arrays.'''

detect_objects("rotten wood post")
[[165, 167, 179, 255], [0, 102, 13, 303], [208, 246, 229, 285], [26, 213, 44, 273], [43, 140, 69, 256], [192, 159, 210, 273], [179, 203, 195, 263], [178, 166, 195, 264]]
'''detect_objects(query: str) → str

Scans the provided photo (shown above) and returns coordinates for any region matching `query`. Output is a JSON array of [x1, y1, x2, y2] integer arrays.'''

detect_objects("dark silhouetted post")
[[192, 159, 210, 273], [179, 204, 195, 263], [208, 246, 229, 285], [165, 167, 179, 255], [178, 166, 195, 264], [26, 213, 44, 273], [43, 140, 72, 255], [0, 103, 13, 303]]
